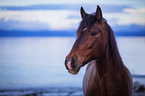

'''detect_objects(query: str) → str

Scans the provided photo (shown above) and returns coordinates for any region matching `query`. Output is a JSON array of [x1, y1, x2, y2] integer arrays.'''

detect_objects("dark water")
[[0, 37, 145, 95]]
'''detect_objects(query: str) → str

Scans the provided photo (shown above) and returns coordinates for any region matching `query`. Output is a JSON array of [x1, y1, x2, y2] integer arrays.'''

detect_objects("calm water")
[[0, 37, 145, 90]]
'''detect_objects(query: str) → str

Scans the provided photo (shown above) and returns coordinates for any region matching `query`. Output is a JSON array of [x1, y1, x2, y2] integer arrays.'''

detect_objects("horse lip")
[[68, 64, 82, 75]]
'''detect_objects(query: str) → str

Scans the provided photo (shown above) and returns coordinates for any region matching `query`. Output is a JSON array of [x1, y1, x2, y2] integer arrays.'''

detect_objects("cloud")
[[0, 9, 145, 31], [0, 0, 101, 6], [0, 4, 145, 31], [104, 12, 145, 26], [1, 0, 142, 6], [0, 19, 50, 31], [0, 10, 80, 30], [0, 4, 129, 13], [123, 8, 145, 13]]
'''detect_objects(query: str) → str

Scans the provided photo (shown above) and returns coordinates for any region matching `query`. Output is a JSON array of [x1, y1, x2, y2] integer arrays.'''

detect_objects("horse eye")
[[90, 32, 98, 36]]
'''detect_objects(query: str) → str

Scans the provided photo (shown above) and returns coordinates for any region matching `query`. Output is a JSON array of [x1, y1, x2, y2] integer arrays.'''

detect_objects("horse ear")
[[80, 6, 88, 19], [95, 5, 103, 20]]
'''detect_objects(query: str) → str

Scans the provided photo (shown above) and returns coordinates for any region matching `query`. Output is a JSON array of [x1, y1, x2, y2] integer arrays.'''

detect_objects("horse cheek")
[[92, 39, 105, 58]]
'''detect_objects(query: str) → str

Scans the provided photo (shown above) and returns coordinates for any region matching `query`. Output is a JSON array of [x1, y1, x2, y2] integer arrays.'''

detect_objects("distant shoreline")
[[0, 30, 145, 37]]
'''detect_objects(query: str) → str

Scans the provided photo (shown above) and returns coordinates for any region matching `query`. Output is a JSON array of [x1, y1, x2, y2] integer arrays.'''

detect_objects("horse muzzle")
[[65, 58, 81, 75]]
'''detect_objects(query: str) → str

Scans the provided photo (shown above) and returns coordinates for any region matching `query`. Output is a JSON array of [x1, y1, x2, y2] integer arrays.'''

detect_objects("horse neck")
[[95, 48, 123, 78], [95, 23, 124, 78]]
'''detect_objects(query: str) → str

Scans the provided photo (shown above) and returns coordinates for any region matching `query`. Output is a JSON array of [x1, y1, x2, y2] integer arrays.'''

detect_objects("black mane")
[[105, 22, 124, 71]]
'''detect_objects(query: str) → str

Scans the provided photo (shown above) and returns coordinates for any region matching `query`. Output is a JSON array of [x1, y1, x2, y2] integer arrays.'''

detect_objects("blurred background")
[[0, 0, 145, 95]]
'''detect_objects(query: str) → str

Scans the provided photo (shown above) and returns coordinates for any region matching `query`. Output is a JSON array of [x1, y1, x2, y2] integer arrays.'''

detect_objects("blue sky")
[[0, 0, 145, 35]]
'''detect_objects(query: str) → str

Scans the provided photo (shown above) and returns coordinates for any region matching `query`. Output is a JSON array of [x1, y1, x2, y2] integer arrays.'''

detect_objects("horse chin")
[[68, 65, 81, 75], [68, 70, 78, 75]]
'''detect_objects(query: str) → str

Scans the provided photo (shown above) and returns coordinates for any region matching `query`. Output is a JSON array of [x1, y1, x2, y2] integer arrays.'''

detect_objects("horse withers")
[[65, 5, 133, 96]]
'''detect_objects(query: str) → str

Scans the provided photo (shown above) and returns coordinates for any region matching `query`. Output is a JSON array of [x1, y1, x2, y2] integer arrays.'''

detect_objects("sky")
[[0, 0, 145, 35]]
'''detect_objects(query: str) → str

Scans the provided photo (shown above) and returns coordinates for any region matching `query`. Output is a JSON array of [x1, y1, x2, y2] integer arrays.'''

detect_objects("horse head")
[[65, 5, 108, 74]]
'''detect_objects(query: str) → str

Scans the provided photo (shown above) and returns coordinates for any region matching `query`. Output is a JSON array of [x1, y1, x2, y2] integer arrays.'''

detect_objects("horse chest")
[[83, 63, 106, 96], [84, 74, 122, 96], [83, 63, 127, 96], [83, 74, 106, 96]]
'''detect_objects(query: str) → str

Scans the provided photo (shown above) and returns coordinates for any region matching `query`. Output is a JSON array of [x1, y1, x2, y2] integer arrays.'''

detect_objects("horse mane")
[[105, 22, 124, 71]]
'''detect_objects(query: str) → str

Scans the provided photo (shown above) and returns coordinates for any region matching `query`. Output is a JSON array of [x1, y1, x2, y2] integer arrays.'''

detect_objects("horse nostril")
[[71, 58, 75, 68], [65, 59, 69, 69], [65, 58, 76, 70]]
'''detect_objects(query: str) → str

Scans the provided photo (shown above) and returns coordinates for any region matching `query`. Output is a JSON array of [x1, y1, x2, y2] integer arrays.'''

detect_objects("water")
[[0, 37, 145, 90]]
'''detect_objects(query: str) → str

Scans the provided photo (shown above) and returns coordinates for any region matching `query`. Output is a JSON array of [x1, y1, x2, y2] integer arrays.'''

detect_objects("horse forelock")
[[76, 14, 97, 37], [76, 14, 108, 37]]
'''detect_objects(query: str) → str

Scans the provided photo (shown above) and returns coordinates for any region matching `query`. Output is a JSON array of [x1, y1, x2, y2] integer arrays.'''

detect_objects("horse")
[[65, 5, 133, 96]]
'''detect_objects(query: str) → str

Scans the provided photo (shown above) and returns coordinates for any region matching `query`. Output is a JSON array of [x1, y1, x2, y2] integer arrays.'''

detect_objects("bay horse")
[[65, 5, 133, 96]]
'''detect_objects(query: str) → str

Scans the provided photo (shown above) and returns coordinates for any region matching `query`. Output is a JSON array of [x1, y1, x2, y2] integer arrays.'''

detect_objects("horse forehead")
[[88, 23, 101, 31], [93, 21, 105, 30]]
